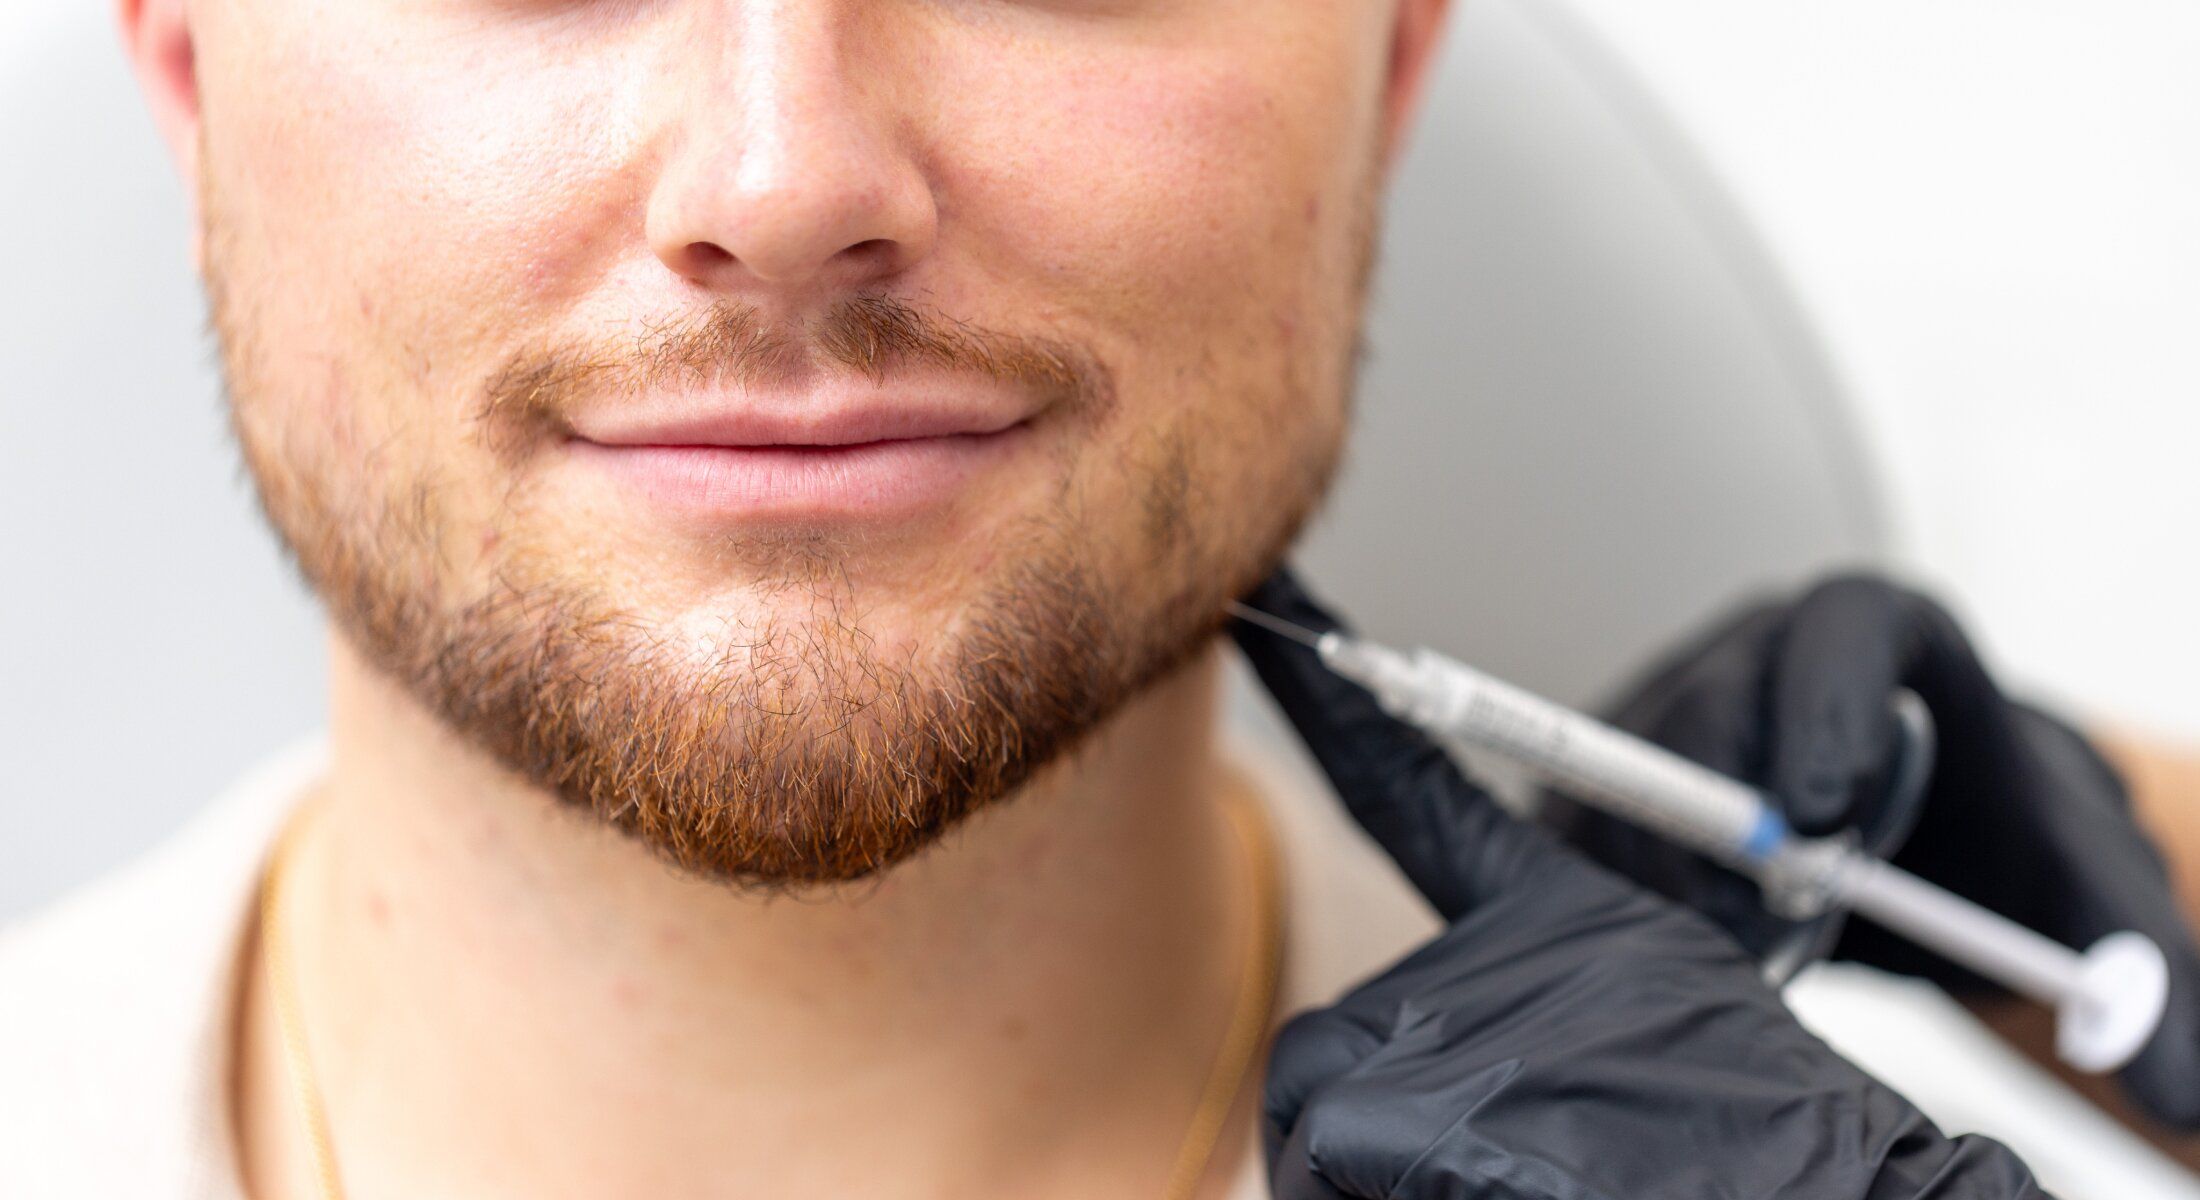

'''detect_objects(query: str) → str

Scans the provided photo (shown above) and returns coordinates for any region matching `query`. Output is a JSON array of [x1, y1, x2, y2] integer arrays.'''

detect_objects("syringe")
[[1230, 603, 2170, 1074]]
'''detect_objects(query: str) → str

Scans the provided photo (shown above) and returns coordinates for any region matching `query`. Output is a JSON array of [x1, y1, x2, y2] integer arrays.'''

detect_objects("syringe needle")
[[1225, 601, 1330, 649]]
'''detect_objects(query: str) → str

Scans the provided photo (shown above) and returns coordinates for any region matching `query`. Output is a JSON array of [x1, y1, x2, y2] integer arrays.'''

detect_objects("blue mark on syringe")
[[1740, 806, 1791, 862]]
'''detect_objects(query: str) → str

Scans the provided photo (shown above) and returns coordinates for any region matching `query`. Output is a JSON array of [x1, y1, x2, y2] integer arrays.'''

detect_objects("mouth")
[[562, 393, 1042, 526]]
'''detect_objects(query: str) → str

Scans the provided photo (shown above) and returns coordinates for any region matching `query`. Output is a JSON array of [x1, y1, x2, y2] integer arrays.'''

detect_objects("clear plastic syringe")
[[1231, 604, 2169, 1074]]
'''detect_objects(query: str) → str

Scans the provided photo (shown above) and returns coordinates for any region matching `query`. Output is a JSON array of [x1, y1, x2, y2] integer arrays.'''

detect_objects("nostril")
[[840, 238, 899, 270], [660, 230, 913, 287], [682, 242, 736, 273]]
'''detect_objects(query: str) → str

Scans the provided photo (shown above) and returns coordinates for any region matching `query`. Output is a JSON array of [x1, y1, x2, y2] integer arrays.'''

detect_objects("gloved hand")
[[1547, 572, 2200, 1128], [1231, 567, 2049, 1200]]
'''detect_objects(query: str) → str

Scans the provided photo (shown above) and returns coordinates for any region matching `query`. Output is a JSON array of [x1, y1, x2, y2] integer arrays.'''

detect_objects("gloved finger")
[[1599, 596, 1787, 778], [1232, 568, 1530, 920], [2009, 705, 2200, 1127], [1271, 1021, 1498, 1200], [1757, 575, 1916, 835], [1262, 1007, 1388, 1166], [1266, 1115, 1359, 1200], [2125, 971, 2200, 1129]]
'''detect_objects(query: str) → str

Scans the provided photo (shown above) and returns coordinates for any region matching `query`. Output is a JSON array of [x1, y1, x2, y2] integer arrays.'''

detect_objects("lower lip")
[[567, 426, 1028, 523]]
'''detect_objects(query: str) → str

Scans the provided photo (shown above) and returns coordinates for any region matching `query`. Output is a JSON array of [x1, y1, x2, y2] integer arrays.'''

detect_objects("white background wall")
[[4, 0, 2195, 920], [1563, 0, 2200, 738]]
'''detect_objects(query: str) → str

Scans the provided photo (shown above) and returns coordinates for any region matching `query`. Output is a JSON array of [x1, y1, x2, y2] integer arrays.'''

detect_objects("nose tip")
[[645, 82, 940, 294]]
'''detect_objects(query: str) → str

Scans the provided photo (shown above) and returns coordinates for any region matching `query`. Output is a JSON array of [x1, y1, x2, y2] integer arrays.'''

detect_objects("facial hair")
[[214, 280, 1342, 892]]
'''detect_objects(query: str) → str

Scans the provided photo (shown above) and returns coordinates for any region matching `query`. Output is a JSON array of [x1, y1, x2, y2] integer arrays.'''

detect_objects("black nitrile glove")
[[1549, 572, 2200, 1128], [1231, 567, 2049, 1200]]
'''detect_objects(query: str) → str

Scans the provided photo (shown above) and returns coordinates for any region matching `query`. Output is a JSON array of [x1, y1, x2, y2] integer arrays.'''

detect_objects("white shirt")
[[0, 733, 1442, 1200], [4, 732, 2193, 1199]]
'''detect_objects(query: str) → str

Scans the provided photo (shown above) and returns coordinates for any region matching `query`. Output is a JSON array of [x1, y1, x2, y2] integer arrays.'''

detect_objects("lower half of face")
[[200, 2, 1386, 888]]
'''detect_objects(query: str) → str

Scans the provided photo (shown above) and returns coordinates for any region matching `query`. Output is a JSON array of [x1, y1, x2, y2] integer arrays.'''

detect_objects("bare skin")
[[2101, 730, 2200, 934], [232, 640, 1269, 1200], [114, 0, 1455, 1196]]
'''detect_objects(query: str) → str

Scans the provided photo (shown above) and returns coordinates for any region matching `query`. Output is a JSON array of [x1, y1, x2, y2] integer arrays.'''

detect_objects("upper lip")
[[570, 391, 1032, 449]]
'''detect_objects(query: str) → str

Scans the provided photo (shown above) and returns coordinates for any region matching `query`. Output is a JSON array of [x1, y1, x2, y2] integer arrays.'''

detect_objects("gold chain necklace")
[[257, 780, 1283, 1200]]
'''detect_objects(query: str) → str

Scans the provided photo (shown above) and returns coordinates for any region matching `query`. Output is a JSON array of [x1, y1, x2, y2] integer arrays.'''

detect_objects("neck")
[[235, 629, 1263, 1200]]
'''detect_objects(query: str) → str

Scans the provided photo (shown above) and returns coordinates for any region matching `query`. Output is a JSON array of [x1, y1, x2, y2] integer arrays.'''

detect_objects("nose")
[[645, 7, 938, 295]]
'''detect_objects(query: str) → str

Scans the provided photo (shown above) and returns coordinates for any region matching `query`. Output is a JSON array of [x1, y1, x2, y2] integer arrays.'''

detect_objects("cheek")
[[949, 54, 1361, 331], [204, 7, 651, 414], [199, 18, 658, 583], [937, 52, 1369, 534], [936, 35, 1378, 481]]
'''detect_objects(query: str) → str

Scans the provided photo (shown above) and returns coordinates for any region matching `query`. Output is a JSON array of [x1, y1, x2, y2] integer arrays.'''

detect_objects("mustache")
[[474, 294, 1111, 448]]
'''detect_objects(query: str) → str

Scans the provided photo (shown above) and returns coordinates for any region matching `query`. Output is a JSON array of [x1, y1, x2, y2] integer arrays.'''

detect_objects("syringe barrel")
[[1350, 642, 1779, 869], [1338, 638, 2088, 1004]]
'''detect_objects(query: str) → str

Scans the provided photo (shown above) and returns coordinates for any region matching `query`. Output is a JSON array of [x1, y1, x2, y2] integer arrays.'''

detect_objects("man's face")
[[181, 0, 1416, 886]]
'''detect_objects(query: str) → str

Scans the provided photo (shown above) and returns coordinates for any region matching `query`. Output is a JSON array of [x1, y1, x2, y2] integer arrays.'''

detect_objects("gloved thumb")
[[1231, 568, 1556, 922]]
